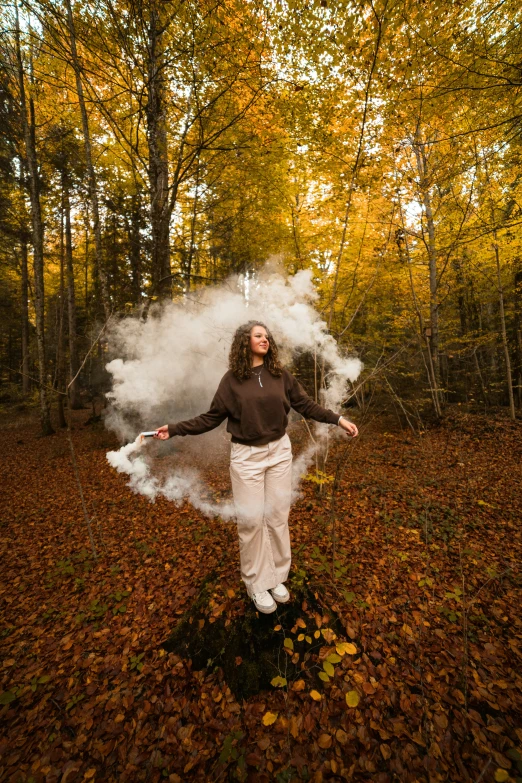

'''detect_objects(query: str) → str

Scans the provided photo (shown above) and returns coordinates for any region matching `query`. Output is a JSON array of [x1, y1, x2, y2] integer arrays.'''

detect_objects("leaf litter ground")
[[0, 407, 521, 783]]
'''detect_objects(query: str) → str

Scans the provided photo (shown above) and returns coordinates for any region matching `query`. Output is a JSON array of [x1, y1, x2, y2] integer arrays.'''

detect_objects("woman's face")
[[249, 325, 269, 357]]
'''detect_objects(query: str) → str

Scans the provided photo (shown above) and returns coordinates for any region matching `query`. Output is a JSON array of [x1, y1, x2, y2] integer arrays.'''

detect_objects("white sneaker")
[[252, 590, 277, 614], [270, 583, 290, 603]]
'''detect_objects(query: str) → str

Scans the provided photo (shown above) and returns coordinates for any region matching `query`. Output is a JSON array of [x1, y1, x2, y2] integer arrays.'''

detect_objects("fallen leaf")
[[434, 713, 448, 730], [336, 642, 357, 656], [345, 690, 360, 708], [270, 676, 287, 688], [323, 661, 335, 677], [326, 652, 342, 664], [336, 729, 348, 745], [262, 711, 278, 726], [452, 688, 465, 705], [318, 733, 332, 748]]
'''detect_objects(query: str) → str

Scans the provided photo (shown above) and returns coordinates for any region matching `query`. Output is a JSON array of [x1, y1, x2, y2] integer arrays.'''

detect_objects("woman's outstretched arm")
[[286, 371, 358, 437], [155, 392, 228, 440]]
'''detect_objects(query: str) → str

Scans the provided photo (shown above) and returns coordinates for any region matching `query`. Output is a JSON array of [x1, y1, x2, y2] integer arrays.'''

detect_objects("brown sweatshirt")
[[167, 367, 341, 446]]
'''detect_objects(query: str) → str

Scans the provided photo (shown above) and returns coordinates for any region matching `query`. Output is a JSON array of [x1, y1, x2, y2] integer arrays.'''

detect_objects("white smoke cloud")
[[105, 267, 362, 518]]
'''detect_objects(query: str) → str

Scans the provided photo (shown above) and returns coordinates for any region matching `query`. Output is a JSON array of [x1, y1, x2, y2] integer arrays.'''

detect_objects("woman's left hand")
[[339, 417, 359, 438]]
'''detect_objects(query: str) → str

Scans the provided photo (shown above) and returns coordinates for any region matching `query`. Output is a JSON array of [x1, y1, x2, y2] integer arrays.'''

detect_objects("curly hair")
[[229, 321, 284, 382]]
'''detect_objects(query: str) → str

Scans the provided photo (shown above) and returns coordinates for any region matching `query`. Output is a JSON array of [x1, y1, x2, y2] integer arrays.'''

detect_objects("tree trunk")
[[15, 7, 54, 435], [63, 173, 82, 409], [514, 258, 522, 409], [472, 348, 488, 408], [396, 213, 442, 419], [290, 194, 303, 271], [65, 0, 111, 319], [184, 163, 201, 292], [452, 257, 468, 336], [494, 241, 516, 420], [128, 194, 142, 304], [8, 325, 13, 384], [452, 255, 488, 406], [56, 205, 67, 429], [413, 135, 441, 402], [146, 3, 171, 300], [83, 204, 89, 316], [20, 237, 30, 395]]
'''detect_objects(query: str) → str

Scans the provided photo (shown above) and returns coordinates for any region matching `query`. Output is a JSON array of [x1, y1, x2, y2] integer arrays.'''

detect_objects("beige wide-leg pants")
[[229, 433, 293, 597]]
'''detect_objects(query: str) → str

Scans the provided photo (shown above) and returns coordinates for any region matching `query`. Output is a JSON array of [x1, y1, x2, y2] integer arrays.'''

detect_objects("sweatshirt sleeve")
[[167, 389, 228, 438], [287, 371, 341, 425]]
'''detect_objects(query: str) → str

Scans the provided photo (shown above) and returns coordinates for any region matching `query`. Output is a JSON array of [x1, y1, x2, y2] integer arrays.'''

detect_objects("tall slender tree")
[[14, 4, 53, 434], [64, 0, 111, 319]]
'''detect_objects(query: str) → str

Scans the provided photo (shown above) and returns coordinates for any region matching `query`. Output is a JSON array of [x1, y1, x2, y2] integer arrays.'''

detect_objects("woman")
[[155, 321, 358, 614]]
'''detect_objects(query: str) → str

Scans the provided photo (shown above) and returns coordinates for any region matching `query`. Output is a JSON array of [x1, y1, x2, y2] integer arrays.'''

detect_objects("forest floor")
[[0, 404, 521, 783]]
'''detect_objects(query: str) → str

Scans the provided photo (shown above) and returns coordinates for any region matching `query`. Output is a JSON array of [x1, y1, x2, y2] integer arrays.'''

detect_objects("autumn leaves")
[[262, 615, 361, 727]]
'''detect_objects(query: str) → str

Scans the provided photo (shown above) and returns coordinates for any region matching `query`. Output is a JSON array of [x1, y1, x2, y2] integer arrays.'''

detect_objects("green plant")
[[65, 693, 84, 711], [109, 589, 130, 615], [218, 731, 245, 779], [55, 558, 75, 577], [30, 674, 50, 692], [130, 652, 145, 672], [193, 525, 209, 544], [134, 540, 156, 556], [290, 568, 308, 588], [0, 685, 24, 705]]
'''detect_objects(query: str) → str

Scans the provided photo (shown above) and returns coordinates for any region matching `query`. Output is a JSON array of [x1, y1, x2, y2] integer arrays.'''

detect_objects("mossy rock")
[[162, 571, 346, 701]]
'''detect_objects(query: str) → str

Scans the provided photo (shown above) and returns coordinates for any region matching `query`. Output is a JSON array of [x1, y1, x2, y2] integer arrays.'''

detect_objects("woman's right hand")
[[154, 425, 170, 440], [339, 417, 359, 438]]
